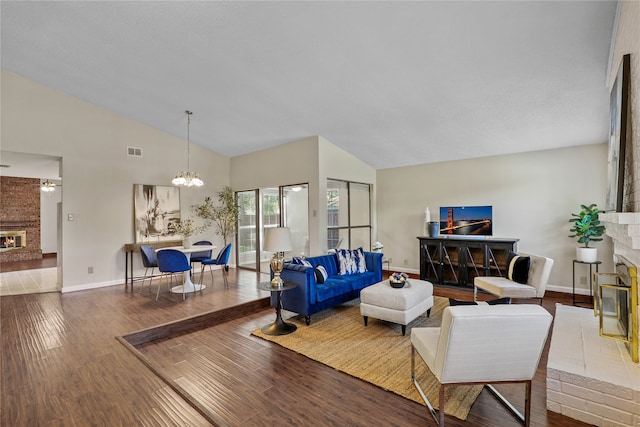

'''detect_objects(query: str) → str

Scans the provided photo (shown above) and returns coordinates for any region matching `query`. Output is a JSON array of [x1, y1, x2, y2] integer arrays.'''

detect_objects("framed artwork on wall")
[[605, 53, 630, 212], [134, 184, 181, 243]]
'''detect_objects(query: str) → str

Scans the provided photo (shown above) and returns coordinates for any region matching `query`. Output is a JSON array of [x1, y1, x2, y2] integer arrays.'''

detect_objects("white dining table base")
[[156, 244, 216, 297], [169, 271, 206, 294]]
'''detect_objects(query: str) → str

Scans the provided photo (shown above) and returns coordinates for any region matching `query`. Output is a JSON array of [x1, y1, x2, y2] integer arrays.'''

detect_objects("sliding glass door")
[[282, 184, 309, 257], [236, 184, 309, 273], [237, 190, 258, 270], [259, 187, 280, 274]]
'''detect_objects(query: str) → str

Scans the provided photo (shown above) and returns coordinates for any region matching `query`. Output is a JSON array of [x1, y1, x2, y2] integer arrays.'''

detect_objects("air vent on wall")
[[127, 147, 143, 157]]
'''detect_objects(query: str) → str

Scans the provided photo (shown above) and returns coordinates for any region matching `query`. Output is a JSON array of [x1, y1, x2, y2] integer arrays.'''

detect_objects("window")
[[327, 179, 371, 250]]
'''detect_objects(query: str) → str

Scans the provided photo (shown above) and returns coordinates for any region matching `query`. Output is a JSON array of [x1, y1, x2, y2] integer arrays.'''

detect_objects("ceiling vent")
[[127, 147, 143, 157]]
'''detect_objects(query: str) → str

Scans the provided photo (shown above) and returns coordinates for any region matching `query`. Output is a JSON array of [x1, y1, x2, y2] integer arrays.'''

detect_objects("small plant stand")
[[572, 259, 601, 307]]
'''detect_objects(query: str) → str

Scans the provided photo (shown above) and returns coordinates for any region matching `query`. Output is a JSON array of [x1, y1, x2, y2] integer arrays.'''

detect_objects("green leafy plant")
[[568, 204, 605, 247], [193, 186, 239, 245], [168, 217, 208, 238]]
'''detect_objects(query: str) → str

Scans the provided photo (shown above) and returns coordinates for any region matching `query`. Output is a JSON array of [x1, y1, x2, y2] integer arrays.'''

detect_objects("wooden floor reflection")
[[1, 267, 591, 426]]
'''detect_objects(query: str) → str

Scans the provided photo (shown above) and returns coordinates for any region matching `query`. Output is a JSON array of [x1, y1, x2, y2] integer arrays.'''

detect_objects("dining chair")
[[156, 249, 192, 301], [139, 245, 158, 292], [190, 240, 213, 272], [200, 243, 232, 287]]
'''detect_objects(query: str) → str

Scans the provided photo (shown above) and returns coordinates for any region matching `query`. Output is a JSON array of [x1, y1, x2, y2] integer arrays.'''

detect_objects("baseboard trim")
[[546, 284, 590, 295], [60, 279, 121, 293]]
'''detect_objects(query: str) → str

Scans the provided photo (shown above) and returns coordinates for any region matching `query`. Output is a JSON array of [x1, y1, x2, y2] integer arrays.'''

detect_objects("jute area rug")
[[252, 296, 483, 420]]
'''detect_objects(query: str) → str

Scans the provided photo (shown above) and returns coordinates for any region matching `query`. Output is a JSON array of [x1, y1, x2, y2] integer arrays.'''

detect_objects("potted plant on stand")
[[168, 218, 208, 248], [568, 203, 605, 263]]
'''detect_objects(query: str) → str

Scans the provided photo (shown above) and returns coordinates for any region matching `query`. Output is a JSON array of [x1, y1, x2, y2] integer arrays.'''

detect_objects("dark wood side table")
[[258, 281, 298, 335], [572, 260, 601, 307]]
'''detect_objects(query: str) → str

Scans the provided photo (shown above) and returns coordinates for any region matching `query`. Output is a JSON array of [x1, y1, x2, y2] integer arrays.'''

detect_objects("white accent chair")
[[474, 253, 554, 304], [411, 304, 552, 426]]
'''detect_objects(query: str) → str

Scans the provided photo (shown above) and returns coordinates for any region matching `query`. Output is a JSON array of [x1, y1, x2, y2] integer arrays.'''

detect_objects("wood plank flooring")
[[1, 268, 592, 426], [0, 253, 57, 272]]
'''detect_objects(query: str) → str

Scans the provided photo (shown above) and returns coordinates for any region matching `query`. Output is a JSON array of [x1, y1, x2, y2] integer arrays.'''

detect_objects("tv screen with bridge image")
[[439, 205, 493, 236]]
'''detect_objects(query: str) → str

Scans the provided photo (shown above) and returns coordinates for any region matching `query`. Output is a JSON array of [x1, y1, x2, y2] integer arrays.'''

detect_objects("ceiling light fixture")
[[41, 180, 56, 192], [172, 110, 203, 187]]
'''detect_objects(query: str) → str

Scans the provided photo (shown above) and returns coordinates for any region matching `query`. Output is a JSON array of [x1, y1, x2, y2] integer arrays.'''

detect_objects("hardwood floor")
[[1, 269, 592, 426], [0, 253, 57, 272]]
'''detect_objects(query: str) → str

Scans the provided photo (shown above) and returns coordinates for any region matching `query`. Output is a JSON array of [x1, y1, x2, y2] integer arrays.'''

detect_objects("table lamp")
[[264, 227, 293, 288]]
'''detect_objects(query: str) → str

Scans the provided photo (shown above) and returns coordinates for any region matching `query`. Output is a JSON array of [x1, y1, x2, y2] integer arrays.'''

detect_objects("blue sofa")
[[272, 251, 383, 325]]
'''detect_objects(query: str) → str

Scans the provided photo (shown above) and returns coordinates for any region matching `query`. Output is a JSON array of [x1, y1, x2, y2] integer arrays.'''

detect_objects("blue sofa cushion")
[[347, 271, 380, 291], [307, 254, 338, 277], [316, 277, 352, 302]]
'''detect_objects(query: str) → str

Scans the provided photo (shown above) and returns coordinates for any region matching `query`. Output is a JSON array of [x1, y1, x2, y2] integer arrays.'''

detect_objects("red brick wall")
[[0, 176, 43, 262]]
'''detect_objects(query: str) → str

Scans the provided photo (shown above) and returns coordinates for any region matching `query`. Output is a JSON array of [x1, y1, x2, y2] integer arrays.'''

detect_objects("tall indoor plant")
[[568, 203, 605, 262], [193, 186, 239, 246]]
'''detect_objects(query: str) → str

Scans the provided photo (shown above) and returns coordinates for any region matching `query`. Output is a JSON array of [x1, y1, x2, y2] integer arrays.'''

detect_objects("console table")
[[122, 240, 182, 291], [417, 236, 518, 288]]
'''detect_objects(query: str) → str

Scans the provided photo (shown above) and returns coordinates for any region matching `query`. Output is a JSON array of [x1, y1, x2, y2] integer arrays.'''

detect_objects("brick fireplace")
[[546, 213, 640, 426], [0, 176, 43, 263]]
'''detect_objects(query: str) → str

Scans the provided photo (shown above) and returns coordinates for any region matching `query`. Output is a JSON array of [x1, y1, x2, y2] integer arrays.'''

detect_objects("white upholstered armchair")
[[411, 304, 552, 426], [474, 252, 554, 304]]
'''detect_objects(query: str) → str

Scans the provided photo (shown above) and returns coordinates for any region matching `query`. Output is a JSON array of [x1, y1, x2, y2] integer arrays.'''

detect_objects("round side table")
[[258, 281, 297, 335]]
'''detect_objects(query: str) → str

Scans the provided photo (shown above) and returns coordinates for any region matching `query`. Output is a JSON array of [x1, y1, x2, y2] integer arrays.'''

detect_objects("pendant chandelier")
[[172, 110, 203, 187], [40, 180, 56, 192]]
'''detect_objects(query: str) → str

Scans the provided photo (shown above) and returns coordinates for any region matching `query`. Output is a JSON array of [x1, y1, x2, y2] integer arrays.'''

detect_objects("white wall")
[[1, 70, 231, 292], [376, 144, 614, 294], [231, 135, 376, 256]]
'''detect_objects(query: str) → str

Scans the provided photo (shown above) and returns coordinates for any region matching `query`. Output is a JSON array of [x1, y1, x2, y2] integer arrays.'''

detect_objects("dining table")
[[156, 244, 216, 294]]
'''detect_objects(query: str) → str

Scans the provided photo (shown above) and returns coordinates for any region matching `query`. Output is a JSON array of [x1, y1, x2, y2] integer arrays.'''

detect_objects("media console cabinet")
[[417, 236, 518, 288]]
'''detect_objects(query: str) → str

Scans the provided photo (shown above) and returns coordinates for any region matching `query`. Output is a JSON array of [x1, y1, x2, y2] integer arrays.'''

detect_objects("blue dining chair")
[[156, 249, 192, 301], [139, 245, 158, 293], [190, 240, 213, 272], [200, 243, 232, 287]]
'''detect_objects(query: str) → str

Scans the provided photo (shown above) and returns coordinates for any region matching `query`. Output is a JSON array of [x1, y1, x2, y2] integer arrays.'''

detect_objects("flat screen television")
[[439, 205, 493, 236]]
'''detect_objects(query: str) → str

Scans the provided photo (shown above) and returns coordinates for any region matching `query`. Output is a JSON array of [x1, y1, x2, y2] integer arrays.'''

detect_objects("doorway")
[[0, 150, 62, 295]]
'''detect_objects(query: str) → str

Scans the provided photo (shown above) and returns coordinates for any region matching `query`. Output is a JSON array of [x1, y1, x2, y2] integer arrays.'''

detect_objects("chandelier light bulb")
[[41, 180, 56, 192], [173, 110, 204, 187]]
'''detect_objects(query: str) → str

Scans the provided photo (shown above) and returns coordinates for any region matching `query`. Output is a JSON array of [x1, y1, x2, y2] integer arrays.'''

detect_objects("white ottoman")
[[360, 279, 434, 335]]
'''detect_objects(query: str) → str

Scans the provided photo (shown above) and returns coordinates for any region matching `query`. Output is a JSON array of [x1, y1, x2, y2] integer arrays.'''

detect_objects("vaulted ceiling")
[[1, 1, 618, 170]]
